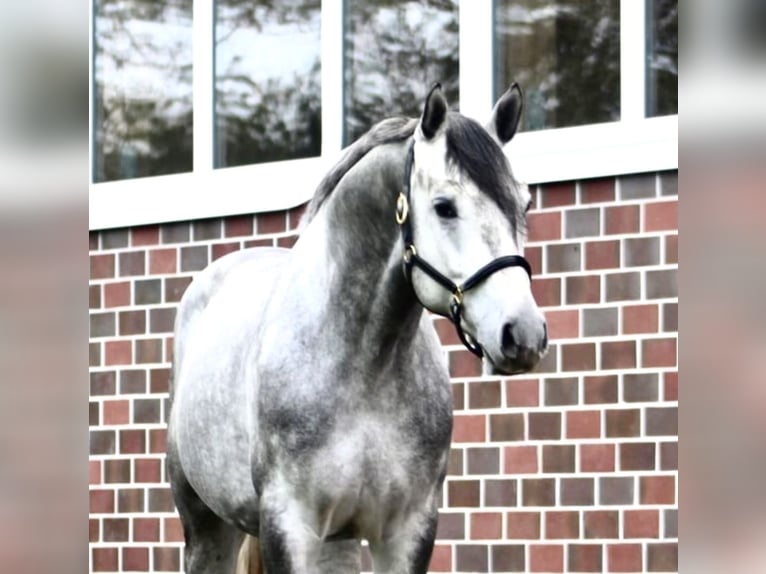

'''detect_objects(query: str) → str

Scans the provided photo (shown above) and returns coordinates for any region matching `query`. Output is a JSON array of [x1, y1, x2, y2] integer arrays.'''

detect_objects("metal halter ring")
[[395, 193, 409, 225], [451, 287, 464, 306], [403, 244, 417, 264]]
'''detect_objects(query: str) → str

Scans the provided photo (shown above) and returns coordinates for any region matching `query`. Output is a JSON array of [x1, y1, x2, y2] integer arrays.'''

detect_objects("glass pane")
[[93, 0, 193, 183], [344, 0, 459, 145], [215, 1, 321, 168], [647, 0, 678, 117], [494, 0, 620, 131]]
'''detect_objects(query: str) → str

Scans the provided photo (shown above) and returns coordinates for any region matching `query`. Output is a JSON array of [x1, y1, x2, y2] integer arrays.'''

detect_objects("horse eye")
[[434, 198, 458, 219]]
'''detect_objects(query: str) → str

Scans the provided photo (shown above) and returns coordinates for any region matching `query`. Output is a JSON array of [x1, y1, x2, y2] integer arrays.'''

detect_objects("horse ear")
[[487, 82, 523, 145], [419, 83, 448, 140]]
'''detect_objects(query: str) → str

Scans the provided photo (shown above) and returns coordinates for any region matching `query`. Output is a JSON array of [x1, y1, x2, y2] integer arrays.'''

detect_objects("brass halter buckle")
[[395, 193, 409, 225], [402, 244, 417, 264], [451, 287, 464, 307]]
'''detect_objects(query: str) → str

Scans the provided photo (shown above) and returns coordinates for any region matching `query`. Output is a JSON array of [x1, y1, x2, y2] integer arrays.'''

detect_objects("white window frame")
[[89, 0, 677, 230]]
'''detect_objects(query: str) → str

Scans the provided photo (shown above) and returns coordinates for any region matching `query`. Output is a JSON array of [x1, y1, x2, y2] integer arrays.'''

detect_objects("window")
[[90, 0, 677, 230]]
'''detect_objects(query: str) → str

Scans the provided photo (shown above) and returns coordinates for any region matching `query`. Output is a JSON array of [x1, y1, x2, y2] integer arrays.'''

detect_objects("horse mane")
[[303, 111, 524, 232], [304, 117, 418, 223]]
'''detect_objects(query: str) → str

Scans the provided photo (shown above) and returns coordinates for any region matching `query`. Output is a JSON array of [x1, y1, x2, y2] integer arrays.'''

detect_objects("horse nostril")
[[501, 322, 516, 355], [541, 322, 549, 351]]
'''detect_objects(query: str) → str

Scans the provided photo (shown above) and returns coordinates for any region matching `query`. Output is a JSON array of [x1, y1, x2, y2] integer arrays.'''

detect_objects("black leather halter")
[[396, 140, 533, 358]]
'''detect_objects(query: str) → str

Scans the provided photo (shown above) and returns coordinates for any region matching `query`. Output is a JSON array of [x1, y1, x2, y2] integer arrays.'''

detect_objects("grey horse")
[[168, 84, 547, 574]]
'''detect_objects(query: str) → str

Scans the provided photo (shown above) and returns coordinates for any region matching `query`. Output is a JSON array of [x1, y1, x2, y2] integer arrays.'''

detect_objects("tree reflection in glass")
[[647, 0, 677, 117], [494, 0, 620, 131], [344, 0, 459, 146], [93, 0, 193, 183], [215, 0, 322, 168]]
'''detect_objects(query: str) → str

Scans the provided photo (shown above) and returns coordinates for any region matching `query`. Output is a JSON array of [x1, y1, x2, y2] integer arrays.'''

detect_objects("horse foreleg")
[[318, 540, 361, 574], [368, 507, 438, 574]]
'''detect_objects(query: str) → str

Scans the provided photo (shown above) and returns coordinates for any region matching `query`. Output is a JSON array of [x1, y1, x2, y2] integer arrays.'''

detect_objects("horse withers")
[[168, 83, 547, 574]]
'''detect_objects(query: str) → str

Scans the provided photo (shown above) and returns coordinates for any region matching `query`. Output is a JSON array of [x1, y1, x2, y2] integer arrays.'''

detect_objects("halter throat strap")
[[396, 139, 533, 358]]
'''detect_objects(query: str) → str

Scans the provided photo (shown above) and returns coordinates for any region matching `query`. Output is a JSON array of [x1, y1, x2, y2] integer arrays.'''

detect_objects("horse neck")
[[298, 141, 422, 364]]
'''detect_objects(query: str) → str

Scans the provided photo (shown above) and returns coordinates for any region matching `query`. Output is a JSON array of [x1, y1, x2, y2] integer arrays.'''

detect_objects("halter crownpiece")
[[397, 139, 533, 359]]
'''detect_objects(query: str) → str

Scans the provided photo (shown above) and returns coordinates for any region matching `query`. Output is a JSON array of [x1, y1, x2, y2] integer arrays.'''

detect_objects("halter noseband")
[[396, 140, 533, 359]]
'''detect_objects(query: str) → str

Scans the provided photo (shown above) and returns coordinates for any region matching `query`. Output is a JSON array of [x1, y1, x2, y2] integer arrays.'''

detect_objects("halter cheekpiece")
[[397, 139, 533, 359]]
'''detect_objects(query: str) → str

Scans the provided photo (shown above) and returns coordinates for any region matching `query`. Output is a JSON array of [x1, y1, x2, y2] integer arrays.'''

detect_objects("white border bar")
[[321, 0, 344, 157], [193, 0, 215, 172], [620, 0, 647, 120], [459, 0, 494, 122]]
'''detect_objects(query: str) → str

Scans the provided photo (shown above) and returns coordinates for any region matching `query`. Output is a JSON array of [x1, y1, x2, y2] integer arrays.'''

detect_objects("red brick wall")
[[89, 171, 678, 573]]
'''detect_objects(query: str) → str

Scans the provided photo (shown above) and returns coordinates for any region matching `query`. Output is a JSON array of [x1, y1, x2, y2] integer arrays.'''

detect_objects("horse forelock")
[[445, 112, 526, 235], [303, 117, 418, 225]]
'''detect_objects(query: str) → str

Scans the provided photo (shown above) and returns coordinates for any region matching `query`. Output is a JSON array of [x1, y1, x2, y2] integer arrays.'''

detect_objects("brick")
[[153, 547, 181, 572], [90, 431, 116, 455], [119, 310, 146, 335], [646, 407, 678, 436], [104, 281, 130, 307], [90, 231, 100, 250], [491, 544, 525, 571], [134, 458, 162, 483], [660, 171, 677, 196], [601, 340, 636, 370], [504, 446, 538, 474], [90, 284, 101, 309], [581, 177, 615, 203], [566, 275, 600, 304], [527, 211, 561, 242], [663, 372, 678, 401], [104, 459, 130, 483], [619, 173, 656, 199], [436, 512, 464, 540], [289, 204, 308, 229], [584, 510, 618, 538], [605, 205, 639, 235], [544, 377, 578, 406], [456, 545, 488, 572], [225, 215, 255, 237], [623, 373, 659, 402], [90, 312, 115, 338], [164, 517, 185, 542], [181, 245, 209, 272], [103, 518, 129, 542], [453, 383, 465, 411], [90, 489, 115, 514], [585, 240, 619, 269], [526, 245, 543, 275], [561, 343, 596, 371], [624, 236, 660, 267], [136, 338, 162, 364], [484, 479, 518, 506], [103, 400, 130, 425], [448, 480, 480, 507], [660, 441, 678, 470], [624, 509, 659, 538], [647, 543, 677, 572], [434, 317, 460, 346], [193, 219, 222, 240], [664, 509, 678, 538], [91, 371, 115, 395], [584, 375, 618, 404], [642, 338, 677, 368], [644, 200, 678, 231], [164, 276, 192, 302], [583, 307, 617, 337], [149, 429, 167, 453], [665, 234, 678, 264], [490, 413, 524, 442], [546, 510, 580, 540], [120, 429, 146, 454], [532, 277, 561, 307], [118, 488, 144, 513], [470, 512, 503, 539], [89, 518, 99, 542], [646, 269, 677, 299], [580, 444, 615, 473], [530, 544, 564, 572], [606, 409, 640, 438], [662, 302, 678, 332], [620, 443, 656, 471], [468, 380, 501, 409], [607, 543, 642, 572], [528, 412, 561, 440], [257, 211, 287, 234], [449, 349, 481, 377], [568, 543, 602, 572], [150, 307, 176, 333], [453, 414, 486, 443], [92, 547, 118, 571], [119, 370, 145, 394], [122, 547, 149, 571], [507, 511, 541, 539], [605, 272, 640, 301], [149, 248, 177, 274], [134, 517, 160, 542], [148, 488, 176, 512], [544, 309, 579, 339], [522, 479, 555, 506], [599, 477, 634, 505], [244, 238, 275, 249], [132, 225, 160, 246], [149, 368, 169, 395], [566, 411, 600, 439], [540, 181, 576, 207], [118, 251, 145, 276], [134, 399, 161, 424], [91, 254, 116, 280], [546, 243, 581, 273], [542, 444, 575, 473], [560, 477, 595, 506], [532, 344, 557, 373], [622, 304, 659, 334], [430, 545, 452, 572], [277, 235, 298, 248], [212, 242, 240, 261], [566, 208, 600, 238], [90, 402, 100, 426], [448, 449, 463, 476], [467, 447, 500, 474]]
